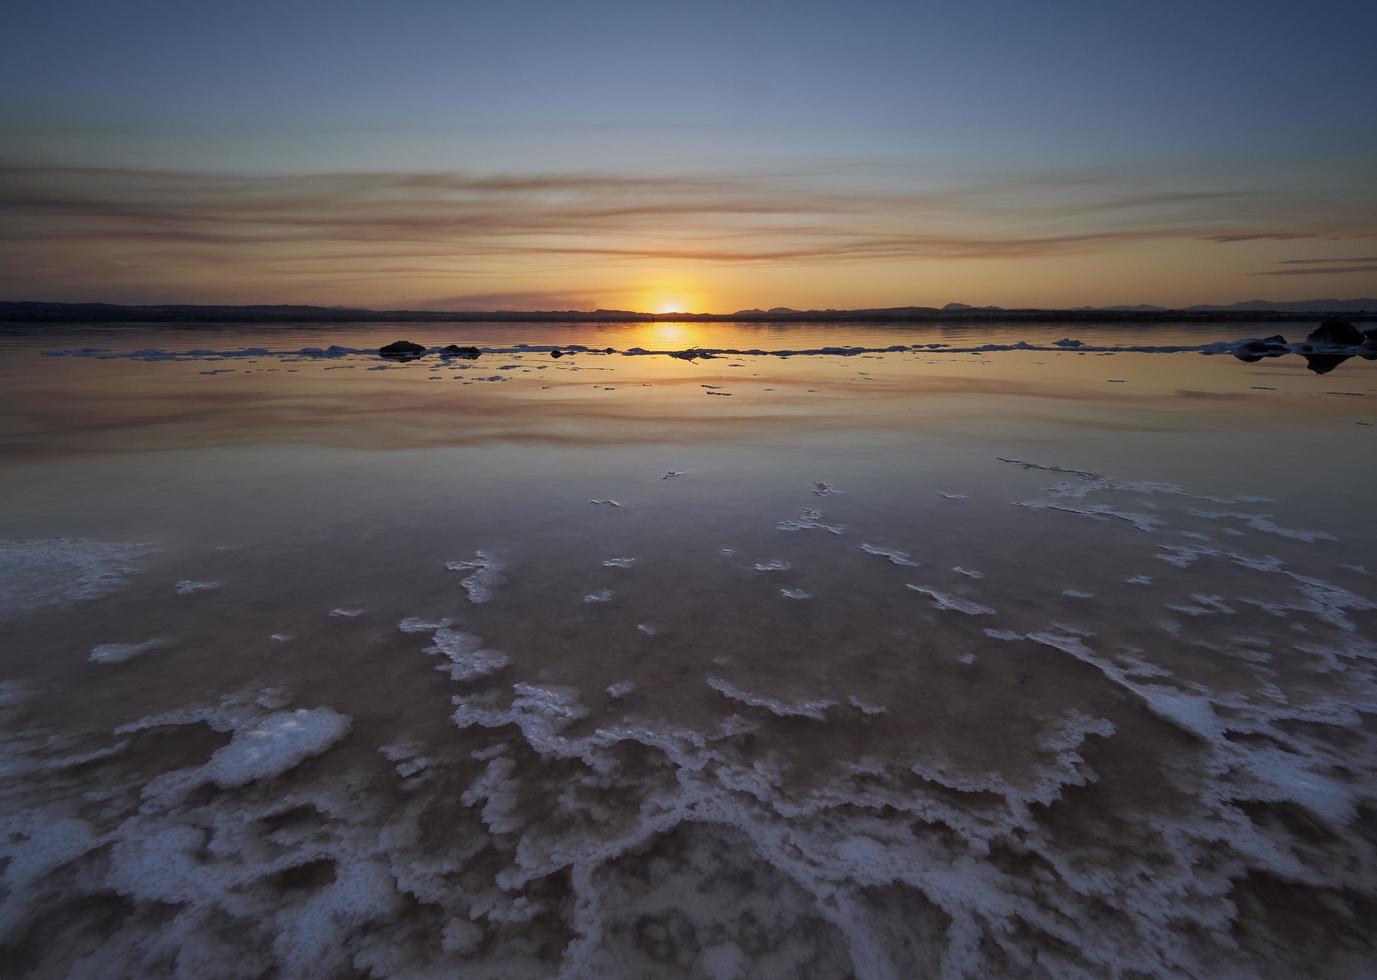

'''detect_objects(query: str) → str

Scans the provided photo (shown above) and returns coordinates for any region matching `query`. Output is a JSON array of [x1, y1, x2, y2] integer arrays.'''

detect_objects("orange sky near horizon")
[[2, 162, 1375, 313]]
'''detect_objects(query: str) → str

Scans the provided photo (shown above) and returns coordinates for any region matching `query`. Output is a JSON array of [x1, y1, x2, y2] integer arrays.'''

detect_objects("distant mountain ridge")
[[1, 298, 1373, 324]]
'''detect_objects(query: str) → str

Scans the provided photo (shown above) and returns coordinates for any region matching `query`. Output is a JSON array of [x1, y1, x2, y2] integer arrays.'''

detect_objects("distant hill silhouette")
[[1, 298, 1372, 324]]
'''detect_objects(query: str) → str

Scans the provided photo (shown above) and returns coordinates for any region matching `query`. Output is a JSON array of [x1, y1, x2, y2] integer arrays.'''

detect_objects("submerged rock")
[[440, 344, 481, 359], [380, 340, 426, 357], [1305, 318, 1364, 347]]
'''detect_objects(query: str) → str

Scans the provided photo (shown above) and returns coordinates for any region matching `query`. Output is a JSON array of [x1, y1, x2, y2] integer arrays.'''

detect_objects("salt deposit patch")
[[0, 538, 153, 619], [422, 628, 509, 682], [777, 507, 846, 534], [1017, 499, 1165, 532], [175, 580, 222, 594], [399, 616, 453, 633], [1188, 509, 1336, 543], [707, 676, 836, 720], [205, 709, 352, 788], [89, 638, 164, 664], [906, 585, 995, 615], [847, 695, 887, 715], [445, 551, 503, 603], [860, 544, 920, 567], [118, 698, 352, 803]]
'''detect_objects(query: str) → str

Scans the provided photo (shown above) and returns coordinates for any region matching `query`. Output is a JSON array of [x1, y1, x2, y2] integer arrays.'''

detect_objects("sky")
[[2, 0, 1375, 312]]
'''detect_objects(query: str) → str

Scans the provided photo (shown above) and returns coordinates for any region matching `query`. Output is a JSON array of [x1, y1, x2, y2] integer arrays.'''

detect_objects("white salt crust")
[[2, 459, 1375, 978]]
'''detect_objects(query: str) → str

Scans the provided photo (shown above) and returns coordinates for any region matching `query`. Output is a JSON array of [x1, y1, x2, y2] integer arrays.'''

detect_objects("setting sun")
[[634, 281, 708, 315]]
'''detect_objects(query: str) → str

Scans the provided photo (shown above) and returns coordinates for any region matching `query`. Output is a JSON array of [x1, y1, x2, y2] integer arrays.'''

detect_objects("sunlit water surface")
[[1, 321, 1375, 978]]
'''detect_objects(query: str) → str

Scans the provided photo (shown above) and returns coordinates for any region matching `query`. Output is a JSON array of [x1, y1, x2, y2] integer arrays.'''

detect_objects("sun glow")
[[634, 281, 708, 316]]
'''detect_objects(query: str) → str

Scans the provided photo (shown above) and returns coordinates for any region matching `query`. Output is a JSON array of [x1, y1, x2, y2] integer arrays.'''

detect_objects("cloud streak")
[[1249, 264, 1377, 277], [2, 161, 1375, 305]]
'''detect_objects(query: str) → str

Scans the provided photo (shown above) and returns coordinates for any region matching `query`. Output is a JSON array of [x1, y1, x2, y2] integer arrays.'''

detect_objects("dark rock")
[[550, 349, 565, 358], [1363, 326, 1377, 346], [380, 340, 426, 357], [1305, 318, 1364, 346], [439, 345, 481, 359], [1235, 335, 1289, 356], [669, 348, 717, 361]]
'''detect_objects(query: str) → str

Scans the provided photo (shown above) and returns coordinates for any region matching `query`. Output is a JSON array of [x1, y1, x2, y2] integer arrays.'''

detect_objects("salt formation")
[[420, 627, 509, 681], [0, 538, 154, 620], [906, 585, 996, 615], [445, 551, 504, 603], [777, 507, 846, 534], [89, 638, 164, 664], [174, 580, 222, 594], [860, 543, 920, 567], [2, 459, 1376, 978], [707, 676, 837, 720]]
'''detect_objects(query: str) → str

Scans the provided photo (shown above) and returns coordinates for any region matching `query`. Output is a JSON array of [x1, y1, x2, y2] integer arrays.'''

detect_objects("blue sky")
[[2, 0, 1374, 309]]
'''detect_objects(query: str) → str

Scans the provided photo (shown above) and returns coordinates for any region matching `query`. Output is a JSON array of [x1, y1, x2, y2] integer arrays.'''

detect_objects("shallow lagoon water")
[[1, 321, 1375, 978]]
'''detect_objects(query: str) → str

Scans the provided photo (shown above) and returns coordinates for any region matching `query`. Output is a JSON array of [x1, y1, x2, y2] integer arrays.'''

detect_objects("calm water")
[[1, 321, 1375, 978]]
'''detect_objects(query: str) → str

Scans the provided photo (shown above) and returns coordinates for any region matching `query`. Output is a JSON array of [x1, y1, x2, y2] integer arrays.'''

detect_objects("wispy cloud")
[[413, 287, 620, 310], [2, 161, 1375, 303], [1249, 264, 1377, 277], [1276, 255, 1377, 264]]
